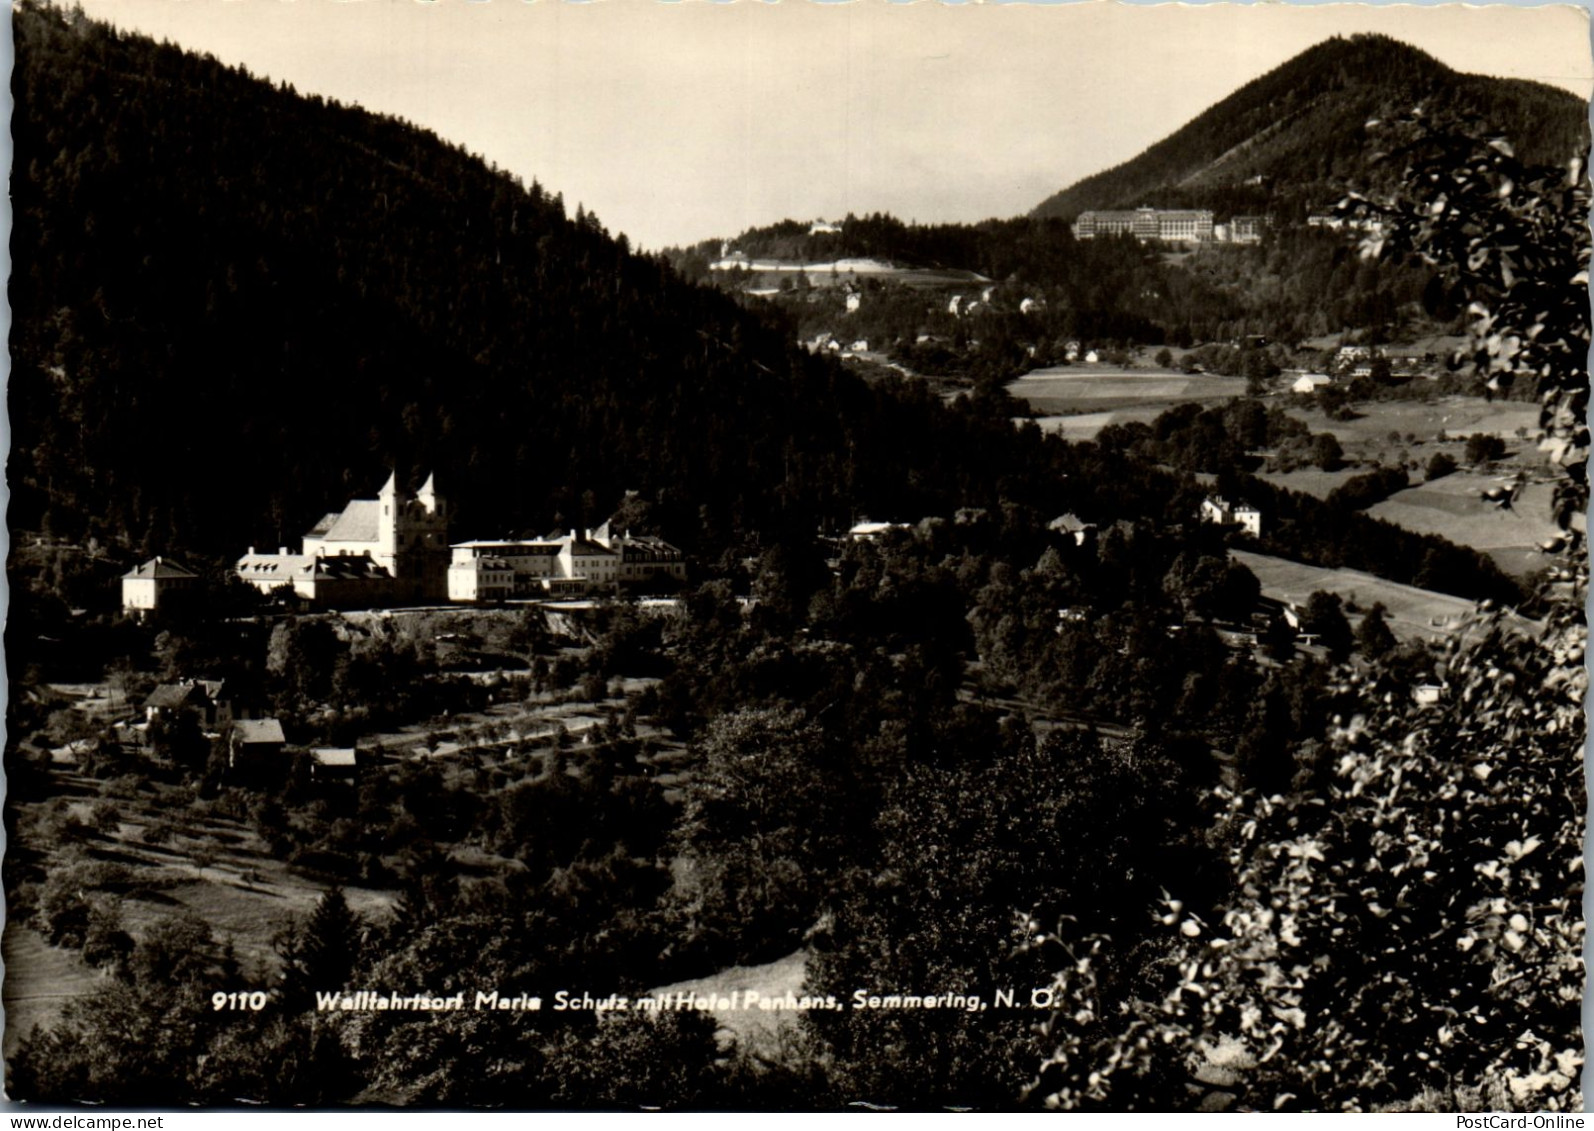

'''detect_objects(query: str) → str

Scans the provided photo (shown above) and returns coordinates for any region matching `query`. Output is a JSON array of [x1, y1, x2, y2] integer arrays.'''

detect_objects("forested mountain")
[[8, 2, 1043, 563], [670, 35, 1589, 354], [1032, 34, 1589, 221]]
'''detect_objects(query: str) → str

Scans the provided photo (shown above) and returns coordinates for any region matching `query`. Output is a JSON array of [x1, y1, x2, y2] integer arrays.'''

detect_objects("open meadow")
[[1230, 549, 1489, 644], [4, 634, 688, 1056], [3, 770, 400, 1059], [1009, 363, 1245, 420], [1285, 395, 1540, 455], [648, 949, 809, 1055], [1364, 473, 1562, 579]]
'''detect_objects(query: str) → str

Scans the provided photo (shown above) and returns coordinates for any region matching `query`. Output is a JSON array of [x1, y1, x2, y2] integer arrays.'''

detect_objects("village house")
[[310, 747, 360, 785], [143, 678, 234, 731], [1200, 496, 1263, 538], [229, 717, 286, 775], [1292, 373, 1334, 395], [1413, 683, 1448, 707], [848, 520, 910, 542], [1048, 513, 1097, 546], [1227, 216, 1266, 244], [121, 557, 199, 618]]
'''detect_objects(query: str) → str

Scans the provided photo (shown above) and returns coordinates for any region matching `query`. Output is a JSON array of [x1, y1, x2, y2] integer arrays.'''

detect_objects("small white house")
[[121, 557, 198, 617], [1292, 373, 1333, 395], [1048, 513, 1096, 546], [1413, 683, 1447, 707], [311, 747, 360, 784], [848, 520, 909, 542]]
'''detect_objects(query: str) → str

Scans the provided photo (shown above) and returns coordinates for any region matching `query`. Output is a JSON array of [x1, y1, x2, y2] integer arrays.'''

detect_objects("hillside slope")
[[1032, 34, 1589, 220], [7, 2, 1034, 562]]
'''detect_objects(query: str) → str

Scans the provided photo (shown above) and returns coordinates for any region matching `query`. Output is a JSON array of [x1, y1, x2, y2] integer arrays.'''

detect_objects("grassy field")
[[3, 771, 401, 1057], [1365, 473, 1560, 579], [648, 949, 808, 1054], [1286, 396, 1540, 454], [8, 646, 689, 1054], [2, 924, 104, 1059], [1010, 364, 1245, 417], [1255, 467, 1366, 500], [1026, 406, 1170, 441], [1230, 549, 1482, 644]]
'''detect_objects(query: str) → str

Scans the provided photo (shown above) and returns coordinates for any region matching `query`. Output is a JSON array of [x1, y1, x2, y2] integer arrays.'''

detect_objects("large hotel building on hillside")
[[1072, 207, 1213, 242], [1071, 208, 1269, 245]]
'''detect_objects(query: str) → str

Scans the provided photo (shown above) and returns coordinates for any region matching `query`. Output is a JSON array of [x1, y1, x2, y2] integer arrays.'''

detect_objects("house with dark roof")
[[311, 747, 360, 785], [235, 550, 395, 608], [122, 557, 198, 617], [229, 717, 287, 776], [143, 678, 235, 730]]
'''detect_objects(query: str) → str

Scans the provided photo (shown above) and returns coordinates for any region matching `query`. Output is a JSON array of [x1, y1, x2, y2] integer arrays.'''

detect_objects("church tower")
[[391, 470, 449, 602], [375, 470, 401, 577]]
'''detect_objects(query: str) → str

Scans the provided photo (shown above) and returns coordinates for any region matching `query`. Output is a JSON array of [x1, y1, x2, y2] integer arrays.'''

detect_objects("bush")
[[81, 902, 135, 968], [1426, 451, 1458, 480], [1327, 467, 1409, 512], [1464, 433, 1506, 465]]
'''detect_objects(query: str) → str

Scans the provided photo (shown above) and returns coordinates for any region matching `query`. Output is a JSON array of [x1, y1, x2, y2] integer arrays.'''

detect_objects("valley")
[[5, 2, 1585, 1114]]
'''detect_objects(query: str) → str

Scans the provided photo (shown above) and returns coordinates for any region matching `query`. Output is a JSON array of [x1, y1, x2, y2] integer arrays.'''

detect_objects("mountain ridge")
[[7, 0, 1046, 564], [1031, 33, 1589, 221]]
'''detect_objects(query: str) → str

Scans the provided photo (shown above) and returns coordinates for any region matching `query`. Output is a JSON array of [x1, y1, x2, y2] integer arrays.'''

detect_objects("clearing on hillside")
[[1286, 396, 1540, 452], [1364, 473, 1562, 580], [1229, 549, 1493, 644], [647, 949, 809, 1054], [1009, 364, 1244, 416]]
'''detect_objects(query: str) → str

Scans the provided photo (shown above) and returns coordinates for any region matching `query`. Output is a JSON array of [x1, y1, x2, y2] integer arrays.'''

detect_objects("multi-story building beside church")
[[447, 520, 686, 602]]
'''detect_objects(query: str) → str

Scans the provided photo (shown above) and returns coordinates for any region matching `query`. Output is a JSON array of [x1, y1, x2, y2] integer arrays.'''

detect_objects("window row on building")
[[1071, 208, 1269, 245]]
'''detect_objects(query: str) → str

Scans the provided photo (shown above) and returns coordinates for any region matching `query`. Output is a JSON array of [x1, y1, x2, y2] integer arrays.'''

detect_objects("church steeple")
[[417, 471, 440, 515]]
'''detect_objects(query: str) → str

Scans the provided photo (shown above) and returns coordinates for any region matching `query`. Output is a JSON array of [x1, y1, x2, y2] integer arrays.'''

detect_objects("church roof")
[[321, 500, 381, 544], [304, 512, 342, 538]]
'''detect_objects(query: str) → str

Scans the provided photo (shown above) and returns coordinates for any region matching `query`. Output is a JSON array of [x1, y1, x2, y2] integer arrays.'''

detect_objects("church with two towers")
[[235, 472, 450, 606]]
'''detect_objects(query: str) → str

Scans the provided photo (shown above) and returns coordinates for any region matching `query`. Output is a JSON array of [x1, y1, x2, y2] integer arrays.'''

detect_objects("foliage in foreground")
[[1029, 594, 1586, 1111]]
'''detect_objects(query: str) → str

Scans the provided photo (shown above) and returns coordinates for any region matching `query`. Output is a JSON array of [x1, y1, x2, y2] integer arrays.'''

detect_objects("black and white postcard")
[[5, 0, 1589, 1111]]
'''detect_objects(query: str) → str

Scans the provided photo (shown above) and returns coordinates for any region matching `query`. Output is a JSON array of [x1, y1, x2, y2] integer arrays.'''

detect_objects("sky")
[[67, 0, 1594, 251]]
